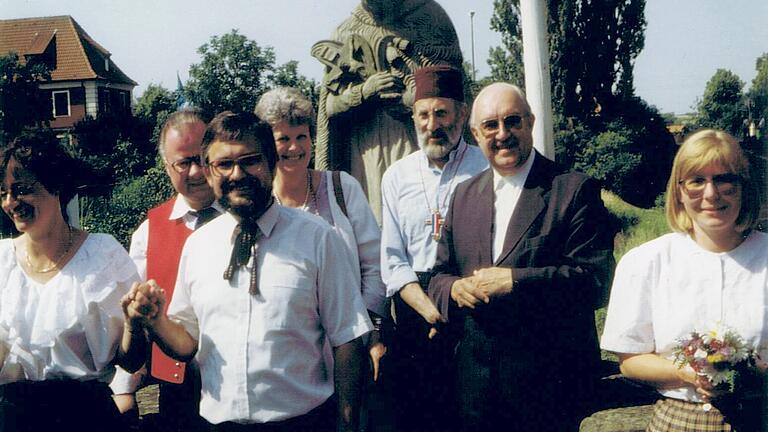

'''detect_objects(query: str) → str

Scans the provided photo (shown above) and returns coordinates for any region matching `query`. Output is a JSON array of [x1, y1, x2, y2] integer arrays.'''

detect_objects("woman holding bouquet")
[[601, 129, 766, 430]]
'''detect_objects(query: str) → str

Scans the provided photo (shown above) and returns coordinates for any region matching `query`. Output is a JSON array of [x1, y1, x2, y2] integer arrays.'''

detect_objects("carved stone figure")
[[313, 0, 463, 223]]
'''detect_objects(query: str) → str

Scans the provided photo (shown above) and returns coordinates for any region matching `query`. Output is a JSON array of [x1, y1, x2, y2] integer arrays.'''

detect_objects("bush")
[[81, 159, 174, 246], [575, 131, 642, 196], [557, 97, 677, 208]]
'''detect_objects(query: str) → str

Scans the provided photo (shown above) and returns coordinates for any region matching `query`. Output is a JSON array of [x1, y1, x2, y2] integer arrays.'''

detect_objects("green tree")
[[0, 52, 52, 142], [134, 83, 176, 122], [133, 83, 177, 146], [272, 60, 319, 107], [696, 69, 745, 136], [81, 158, 174, 246], [490, 0, 677, 207], [490, 0, 646, 120], [71, 111, 154, 189], [576, 130, 641, 192], [185, 30, 272, 116], [185, 30, 317, 117], [747, 53, 768, 136], [489, 1, 524, 86]]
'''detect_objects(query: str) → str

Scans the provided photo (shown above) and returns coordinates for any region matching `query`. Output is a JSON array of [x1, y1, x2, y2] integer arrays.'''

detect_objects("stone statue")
[[312, 0, 463, 223]]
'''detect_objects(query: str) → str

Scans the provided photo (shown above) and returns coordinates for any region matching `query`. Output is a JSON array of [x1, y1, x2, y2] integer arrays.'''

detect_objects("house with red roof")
[[0, 15, 137, 132]]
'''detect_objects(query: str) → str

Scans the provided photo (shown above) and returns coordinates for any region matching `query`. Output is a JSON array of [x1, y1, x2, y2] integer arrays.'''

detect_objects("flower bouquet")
[[673, 325, 753, 393]]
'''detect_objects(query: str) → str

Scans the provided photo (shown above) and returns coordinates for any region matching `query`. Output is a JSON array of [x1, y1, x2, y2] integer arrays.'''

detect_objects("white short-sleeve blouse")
[[0, 233, 139, 384], [601, 231, 768, 401]]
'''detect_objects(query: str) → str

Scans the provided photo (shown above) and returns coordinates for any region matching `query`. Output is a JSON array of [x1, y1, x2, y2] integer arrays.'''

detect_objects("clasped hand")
[[121, 280, 167, 329], [451, 267, 514, 309]]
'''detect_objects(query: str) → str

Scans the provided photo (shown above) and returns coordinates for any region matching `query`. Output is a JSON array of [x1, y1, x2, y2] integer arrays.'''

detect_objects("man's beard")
[[218, 176, 273, 221], [417, 128, 460, 161]]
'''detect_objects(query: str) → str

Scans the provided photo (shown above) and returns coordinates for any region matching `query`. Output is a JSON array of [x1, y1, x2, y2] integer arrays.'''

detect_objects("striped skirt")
[[646, 398, 733, 432]]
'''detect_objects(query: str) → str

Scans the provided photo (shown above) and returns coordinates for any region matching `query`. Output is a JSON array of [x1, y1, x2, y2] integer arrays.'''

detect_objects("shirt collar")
[[170, 194, 224, 220], [255, 201, 279, 238], [493, 149, 536, 191]]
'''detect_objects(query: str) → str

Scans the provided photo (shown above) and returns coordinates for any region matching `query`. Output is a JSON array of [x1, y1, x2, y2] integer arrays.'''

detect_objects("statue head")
[[362, 0, 429, 23]]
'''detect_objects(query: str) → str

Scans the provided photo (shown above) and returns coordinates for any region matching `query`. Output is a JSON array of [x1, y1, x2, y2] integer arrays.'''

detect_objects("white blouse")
[[601, 231, 768, 401], [0, 234, 139, 384]]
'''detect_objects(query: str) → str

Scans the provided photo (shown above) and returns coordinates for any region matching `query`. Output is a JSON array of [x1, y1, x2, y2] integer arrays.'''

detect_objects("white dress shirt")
[[0, 234, 139, 383], [381, 140, 488, 297], [492, 151, 535, 262], [128, 195, 223, 280], [601, 231, 768, 402], [168, 205, 373, 424]]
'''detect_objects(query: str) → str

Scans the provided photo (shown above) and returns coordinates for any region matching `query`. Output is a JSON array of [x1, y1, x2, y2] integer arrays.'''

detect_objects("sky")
[[2, 0, 766, 115]]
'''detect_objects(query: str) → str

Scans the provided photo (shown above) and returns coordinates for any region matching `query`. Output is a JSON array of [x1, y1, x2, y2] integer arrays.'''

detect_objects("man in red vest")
[[111, 109, 220, 432]]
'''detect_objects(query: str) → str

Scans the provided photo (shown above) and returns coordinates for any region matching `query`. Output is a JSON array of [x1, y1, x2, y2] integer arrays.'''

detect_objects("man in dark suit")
[[428, 82, 615, 431]]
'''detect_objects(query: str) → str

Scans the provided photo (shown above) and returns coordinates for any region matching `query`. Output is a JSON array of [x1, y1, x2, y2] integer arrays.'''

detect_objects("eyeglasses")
[[167, 156, 203, 174], [0, 182, 40, 202], [206, 153, 266, 177], [678, 173, 741, 197], [478, 114, 527, 135]]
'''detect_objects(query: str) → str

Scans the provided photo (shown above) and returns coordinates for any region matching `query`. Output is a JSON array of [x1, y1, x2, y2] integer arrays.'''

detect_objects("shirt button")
[[173, 373, 179, 379], [175, 362, 181, 367]]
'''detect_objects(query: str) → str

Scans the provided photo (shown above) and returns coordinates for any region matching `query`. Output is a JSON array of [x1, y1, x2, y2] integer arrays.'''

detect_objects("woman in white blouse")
[[255, 87, 389, 378], [0, 131, 145, 431], [601, 129, 766, 431]]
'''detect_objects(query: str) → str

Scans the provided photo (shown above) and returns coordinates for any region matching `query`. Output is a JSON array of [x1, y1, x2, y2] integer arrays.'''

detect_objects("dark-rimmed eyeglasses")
[[678, 173, 741, 197], [0, 181, 41, 202], [167, 156, 203, 174], [478, 114, 528, 135], [206, 153, 266, 177]]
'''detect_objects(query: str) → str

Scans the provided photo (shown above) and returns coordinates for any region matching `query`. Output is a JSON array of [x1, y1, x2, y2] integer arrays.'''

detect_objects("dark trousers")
[[455, 316, 591, 432], [0, 379, 129, 432], [209, 397, 335, 432], [141, 361, 207, 432], [391, 273, 459, 432]]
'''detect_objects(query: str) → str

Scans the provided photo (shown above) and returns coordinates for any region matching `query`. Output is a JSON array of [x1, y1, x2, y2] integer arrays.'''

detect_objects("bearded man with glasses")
[[428, 82, 616, 431], [123, 111, 372, 432], [110, 109, 220, 432]]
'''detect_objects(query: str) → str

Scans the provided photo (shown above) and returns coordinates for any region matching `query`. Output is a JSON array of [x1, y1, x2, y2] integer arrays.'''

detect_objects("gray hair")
[[158, 108, 206, 159], [254, 87, 316, 138]]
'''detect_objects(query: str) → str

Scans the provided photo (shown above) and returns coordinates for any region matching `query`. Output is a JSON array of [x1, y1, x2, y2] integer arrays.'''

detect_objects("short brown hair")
[[202, 111, 277, 172], [665, 129, 760, 234]]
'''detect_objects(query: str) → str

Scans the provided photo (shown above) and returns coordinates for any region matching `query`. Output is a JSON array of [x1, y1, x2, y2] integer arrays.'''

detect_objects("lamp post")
[[469, 10, 476, 82]]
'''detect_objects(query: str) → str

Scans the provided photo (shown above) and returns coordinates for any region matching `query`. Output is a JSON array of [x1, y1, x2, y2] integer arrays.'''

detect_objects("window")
[[99, 88, 111, 113], [52, 90, 70, 117]]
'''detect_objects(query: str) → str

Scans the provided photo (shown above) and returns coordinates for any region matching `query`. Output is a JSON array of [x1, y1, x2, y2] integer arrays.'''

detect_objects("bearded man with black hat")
[[380, 65, 487, 432]]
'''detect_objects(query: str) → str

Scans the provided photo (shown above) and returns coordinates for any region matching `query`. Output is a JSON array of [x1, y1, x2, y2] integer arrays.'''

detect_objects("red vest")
[[146, 197, 192, 384]]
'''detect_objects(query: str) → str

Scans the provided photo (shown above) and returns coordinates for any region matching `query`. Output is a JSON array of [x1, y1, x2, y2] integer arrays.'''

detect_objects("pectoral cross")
[[424, 210, 444, 241]]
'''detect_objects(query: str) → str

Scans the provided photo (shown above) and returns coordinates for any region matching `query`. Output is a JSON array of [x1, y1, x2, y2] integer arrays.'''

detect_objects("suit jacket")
[[428, 152, 615, 430]]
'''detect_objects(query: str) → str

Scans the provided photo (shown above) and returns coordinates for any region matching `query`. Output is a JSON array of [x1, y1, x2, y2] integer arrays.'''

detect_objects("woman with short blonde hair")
[[602, 129, 766, 431]]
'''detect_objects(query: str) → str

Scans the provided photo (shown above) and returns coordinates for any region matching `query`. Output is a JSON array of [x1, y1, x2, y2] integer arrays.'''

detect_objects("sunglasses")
[[478, 114, 528, 135]]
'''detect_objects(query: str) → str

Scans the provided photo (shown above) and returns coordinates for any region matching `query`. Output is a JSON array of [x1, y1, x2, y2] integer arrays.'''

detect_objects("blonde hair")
[[665, 129, 759, 234]]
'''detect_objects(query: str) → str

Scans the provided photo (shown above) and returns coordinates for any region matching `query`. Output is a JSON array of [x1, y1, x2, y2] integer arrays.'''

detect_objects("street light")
[[469, 10, 476, 82]]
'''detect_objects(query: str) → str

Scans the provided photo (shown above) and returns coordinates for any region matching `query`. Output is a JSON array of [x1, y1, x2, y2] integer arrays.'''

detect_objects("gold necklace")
[[25, 226, 74, 273]]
